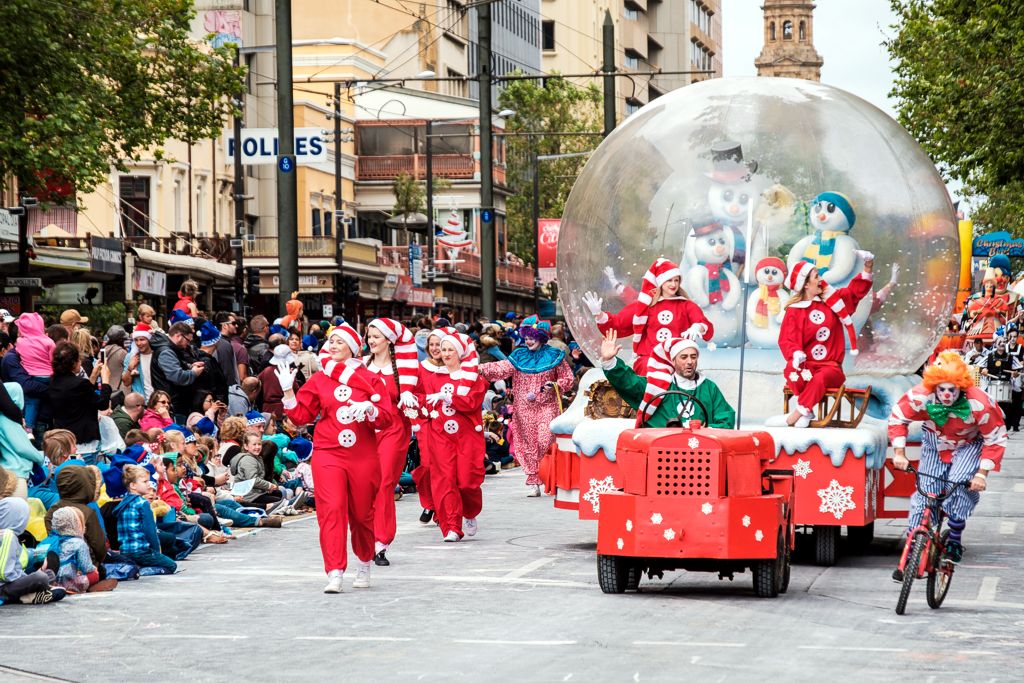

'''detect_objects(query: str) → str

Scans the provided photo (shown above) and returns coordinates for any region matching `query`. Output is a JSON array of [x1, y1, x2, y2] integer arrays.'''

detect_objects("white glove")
[[426, 392, 451, 407], [889, 263, 900, 286], [582, 291, 604, 317], [856, 250, 875, 263], [681, 323, 706, 341], [398, 391, 419, 410], [274, 365, 297, 392], [348, 401, 378, 422], [791, 351, 807, 370], [603, 266, 620, 289]]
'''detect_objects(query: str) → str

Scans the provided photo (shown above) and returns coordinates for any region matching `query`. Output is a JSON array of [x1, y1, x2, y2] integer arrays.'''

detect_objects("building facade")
[[754, 0, 823, 81], [468, 0, 543, 104]]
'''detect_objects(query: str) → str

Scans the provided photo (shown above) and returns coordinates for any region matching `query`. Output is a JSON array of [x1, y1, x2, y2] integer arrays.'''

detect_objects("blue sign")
[[278, 155, 294, 173], [481, 209, 493, 223], [973, 231, 1024, 258], [408, 243, 423, 286]]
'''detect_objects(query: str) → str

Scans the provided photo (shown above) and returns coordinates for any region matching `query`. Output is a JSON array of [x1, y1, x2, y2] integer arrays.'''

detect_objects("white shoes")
[[526, 484, 541, 497], [794, 414, 812, 428], [463, 517, 478, 537], [353, 561, 371, 589], [443, 530, 461, 542], [323, 569, 344, 594]]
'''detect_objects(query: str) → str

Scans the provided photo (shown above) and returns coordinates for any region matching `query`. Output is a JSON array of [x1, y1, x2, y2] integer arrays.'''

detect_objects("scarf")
[[703, 263, 731, 305], [507, 345, 566, 374], [753, 284, 782, 328], [801, 229, 843, 274], [926, 395, 972, 427]]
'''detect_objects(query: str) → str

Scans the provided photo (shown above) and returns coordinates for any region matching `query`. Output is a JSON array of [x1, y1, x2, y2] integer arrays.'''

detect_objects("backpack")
[[245, 337, 270, 375]]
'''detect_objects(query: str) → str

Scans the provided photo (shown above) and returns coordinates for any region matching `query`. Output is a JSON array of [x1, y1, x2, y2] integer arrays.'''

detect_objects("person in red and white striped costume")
[[411, 326, 457, 526], [362, 318, 420, 567]]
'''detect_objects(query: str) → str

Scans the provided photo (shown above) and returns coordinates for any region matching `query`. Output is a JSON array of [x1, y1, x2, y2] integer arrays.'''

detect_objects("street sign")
[[229, 238, 243, 248], [7, 277, 42, 288], [322, 304, 333, 318], [278, 155, 295, 173], [481, 209, 493, 223], [224, 127, 327, 166], [0, 209, 18, 244]]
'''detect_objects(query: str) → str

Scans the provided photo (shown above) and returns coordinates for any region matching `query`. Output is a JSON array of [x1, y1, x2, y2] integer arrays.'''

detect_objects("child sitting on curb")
[[0, 497, 67, 604], [114, 465, 177, 574]]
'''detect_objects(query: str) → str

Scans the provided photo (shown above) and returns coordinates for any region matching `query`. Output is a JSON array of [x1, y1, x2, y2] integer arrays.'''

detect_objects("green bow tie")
[[926, 395, 971, 427]]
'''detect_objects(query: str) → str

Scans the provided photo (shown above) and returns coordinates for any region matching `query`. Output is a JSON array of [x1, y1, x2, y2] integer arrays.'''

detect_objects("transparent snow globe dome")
[[559, 77, 958, 376]]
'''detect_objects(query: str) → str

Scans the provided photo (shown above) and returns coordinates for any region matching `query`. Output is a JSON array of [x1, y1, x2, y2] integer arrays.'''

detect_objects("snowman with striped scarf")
[[684, 216, 743, 346], [745, 257, 790, 348]]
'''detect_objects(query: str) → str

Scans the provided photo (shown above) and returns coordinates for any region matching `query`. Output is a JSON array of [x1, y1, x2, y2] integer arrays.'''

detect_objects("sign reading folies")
[[537, 218, 561, 285], [224, 128, 327, 166]]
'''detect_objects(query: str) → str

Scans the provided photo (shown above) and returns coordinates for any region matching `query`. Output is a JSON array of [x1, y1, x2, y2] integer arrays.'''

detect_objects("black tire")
[[846, 522, 875, 551], [814, 525, 839, 566], [780, 531, 792, 594], [626, 564, 641, 591], [753, 530, 783, 598], [896, 534, 927, 615], [927, 531, 953, 609], [597, 554, 629, 594]]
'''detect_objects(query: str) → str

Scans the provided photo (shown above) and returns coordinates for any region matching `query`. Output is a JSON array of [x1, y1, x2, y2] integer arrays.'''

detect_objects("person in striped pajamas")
[[888, 351, 1006, 566]]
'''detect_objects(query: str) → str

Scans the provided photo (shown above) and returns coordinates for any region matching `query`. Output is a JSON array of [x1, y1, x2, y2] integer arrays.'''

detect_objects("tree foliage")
[[0, 0, 244, 202], [498, 75, 602, 261], [887, 1, 1024, 233]]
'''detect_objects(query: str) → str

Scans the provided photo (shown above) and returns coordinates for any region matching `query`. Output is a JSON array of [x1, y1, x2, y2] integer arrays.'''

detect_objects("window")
[[799, 21, 806, 41], [770, 22, 776, 41], [783, 20, 793, 39], [311, 207, 321, 237], [119, 176, 150, 239], [244, 54, 255, 94], [624, 7, 638, 20], [625, 99, 642, 116], [624, 50, 640, 70], [196, 179, 207, 235], [541, 19, 555, 51], [324, 209, 333, 238]]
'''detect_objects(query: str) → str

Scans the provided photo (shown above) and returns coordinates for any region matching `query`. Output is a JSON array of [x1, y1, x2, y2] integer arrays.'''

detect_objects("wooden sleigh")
[[783, 385, 872, 428]]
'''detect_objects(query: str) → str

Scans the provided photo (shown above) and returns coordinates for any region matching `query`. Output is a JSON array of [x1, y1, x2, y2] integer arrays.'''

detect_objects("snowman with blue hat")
[[788, 191, 865, 288]]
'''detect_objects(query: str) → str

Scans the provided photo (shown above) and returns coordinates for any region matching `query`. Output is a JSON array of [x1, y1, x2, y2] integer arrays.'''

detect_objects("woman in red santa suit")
[[416, 332, 486, 541], [362, 318, 420, 567], [411, 326, 457, 526], [277, 324, 394, 594], [766, 256, 873, 427], [581, 258, 713, 373]]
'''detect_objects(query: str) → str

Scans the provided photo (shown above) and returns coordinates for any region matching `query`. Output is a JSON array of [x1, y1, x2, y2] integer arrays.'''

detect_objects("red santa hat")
[[632, 258, 683, 350], [367, 317, 419, 391], [319, 323, 363, 376], [131, 322, 153, 340], [755, 257, 787, 278], [787, 261, 859, 356], [636, 337, 699, 425], [439, 332, 480, 396]]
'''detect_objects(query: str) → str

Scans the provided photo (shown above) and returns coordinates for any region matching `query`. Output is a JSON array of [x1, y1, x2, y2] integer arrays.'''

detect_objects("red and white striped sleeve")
[[887, 383, 930, 448]]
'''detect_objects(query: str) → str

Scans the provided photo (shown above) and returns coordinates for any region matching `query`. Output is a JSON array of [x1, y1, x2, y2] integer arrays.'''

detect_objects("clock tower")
[[754, 1, 823, 81]]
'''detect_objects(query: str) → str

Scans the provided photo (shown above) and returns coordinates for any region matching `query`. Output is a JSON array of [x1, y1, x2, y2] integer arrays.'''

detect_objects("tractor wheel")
[[813, 525, 839, 566], [846, 522, 875, 552], [597, 554, 630, 594], [779, 531, 792, 595], [753, 531, 783, 598], [626, 563, 642, 591]]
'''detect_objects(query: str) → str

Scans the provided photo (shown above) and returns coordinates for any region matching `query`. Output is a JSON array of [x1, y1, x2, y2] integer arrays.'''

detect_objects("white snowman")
[[705, 140, 761, 275], [684, 219, 743, 346], [744, 257, 790, 348], [786, 191, 872, 340]]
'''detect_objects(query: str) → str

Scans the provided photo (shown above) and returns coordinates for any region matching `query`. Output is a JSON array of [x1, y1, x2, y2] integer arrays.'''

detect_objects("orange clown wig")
[[922, 351, 974, 394]]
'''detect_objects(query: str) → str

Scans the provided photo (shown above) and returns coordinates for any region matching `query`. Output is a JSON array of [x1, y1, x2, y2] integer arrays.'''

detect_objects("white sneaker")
[[323, 570, 344, 594], [443, 530, 461, 542], [353, 562, 371, 589], [464, 518, 478, 537], [794, 414, 812, 428], [526, 484, 541, 497]]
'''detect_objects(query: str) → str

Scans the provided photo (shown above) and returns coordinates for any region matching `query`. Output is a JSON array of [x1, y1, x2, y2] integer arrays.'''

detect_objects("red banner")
[[537, 218, 561, 285]]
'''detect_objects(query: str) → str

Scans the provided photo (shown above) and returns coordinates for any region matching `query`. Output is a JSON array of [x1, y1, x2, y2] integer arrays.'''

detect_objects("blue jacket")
[[114, 494, 161, 555]]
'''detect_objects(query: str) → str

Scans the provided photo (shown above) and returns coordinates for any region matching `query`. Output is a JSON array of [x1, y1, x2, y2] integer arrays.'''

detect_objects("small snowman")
[[787, 191, 863, 288], [684, 217, 743, 345], [705, 140, 760, 274], [745, 257, 790, 348]]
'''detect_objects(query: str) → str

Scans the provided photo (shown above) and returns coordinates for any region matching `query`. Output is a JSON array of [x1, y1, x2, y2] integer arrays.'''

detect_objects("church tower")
[[754, 1, 823, 81]]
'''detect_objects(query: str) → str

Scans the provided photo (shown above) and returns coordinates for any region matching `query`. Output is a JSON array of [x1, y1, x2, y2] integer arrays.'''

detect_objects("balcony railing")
[[380, 245, 533, 291], [244, 237, 336, 258], [123, 235, 235, 263], [356, 154, 506, 184]]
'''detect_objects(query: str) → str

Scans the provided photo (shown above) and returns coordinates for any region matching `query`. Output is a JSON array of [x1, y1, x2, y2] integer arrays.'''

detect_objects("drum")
[[987, 380, 1012, 403]]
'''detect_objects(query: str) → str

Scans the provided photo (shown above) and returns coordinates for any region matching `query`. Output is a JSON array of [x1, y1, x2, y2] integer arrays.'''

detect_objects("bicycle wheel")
[[896, 534, 927, 615], [927, 531, 954, 609]]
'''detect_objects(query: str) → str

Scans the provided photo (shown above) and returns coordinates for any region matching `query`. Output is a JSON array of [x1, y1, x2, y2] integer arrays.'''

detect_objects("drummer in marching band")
[[981, 336, 1020, 425]]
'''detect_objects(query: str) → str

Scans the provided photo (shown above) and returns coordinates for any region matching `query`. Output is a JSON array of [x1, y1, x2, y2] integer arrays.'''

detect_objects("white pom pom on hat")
[[371, 394, 381, 403]]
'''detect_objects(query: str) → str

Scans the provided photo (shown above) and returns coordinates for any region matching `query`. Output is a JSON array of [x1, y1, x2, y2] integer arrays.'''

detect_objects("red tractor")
[[595, 403, 795, 598]]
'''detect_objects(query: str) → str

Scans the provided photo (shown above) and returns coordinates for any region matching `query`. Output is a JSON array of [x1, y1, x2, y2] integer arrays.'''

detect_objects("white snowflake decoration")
[[688, 437, 700, 449], [793, 459, 813, 479], [663, 528, 676, 541], [788, 372, 799, 382], [817, 479, 856, 520], [650, 512, 663, 525], [616, 537, 624, 550], [701, 502, 713, 515], [625, 520, 633, 532], [800, 368, 814, 381], [582, 476, 617, 514], [752, 436, 760, 447], [741, 515, 751, 527], [754, 529, 764, 542]]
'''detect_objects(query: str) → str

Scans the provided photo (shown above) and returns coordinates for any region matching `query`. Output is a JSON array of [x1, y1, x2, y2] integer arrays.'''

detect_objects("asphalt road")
[[2, 442, 1022, 682]]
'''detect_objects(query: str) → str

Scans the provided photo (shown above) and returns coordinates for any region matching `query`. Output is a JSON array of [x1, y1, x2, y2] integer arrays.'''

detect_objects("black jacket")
[[47, 372, 111, 444], [149, 332, 199, 417]]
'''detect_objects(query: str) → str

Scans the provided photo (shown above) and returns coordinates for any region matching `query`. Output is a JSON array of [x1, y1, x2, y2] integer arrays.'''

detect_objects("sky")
[[721, 0, 899, 117]]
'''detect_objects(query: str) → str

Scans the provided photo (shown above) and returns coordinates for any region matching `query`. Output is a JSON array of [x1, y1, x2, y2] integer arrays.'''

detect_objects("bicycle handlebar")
[[905, 465, 972, 500]]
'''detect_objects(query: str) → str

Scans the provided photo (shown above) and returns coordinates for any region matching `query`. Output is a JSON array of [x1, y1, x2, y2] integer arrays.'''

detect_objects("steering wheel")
[[637, 389, 709, 429]]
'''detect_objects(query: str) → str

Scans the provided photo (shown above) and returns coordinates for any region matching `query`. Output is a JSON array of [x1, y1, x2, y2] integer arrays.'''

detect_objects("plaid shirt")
[[116, 494, 159, 555]]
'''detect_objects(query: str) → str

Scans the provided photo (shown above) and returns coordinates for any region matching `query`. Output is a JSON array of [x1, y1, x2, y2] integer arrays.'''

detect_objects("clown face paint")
[[935, 382, 960, 406]]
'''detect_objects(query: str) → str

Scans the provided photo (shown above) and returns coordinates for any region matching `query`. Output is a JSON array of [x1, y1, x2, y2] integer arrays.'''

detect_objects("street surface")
[[2, 444, 1022, 682]]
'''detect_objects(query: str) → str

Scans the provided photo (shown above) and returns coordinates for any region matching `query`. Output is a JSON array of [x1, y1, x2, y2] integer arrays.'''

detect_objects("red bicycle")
[[894, 466, 970, 615]]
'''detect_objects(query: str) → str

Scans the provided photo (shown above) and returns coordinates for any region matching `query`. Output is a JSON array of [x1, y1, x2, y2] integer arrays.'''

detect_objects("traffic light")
[[342, 275, 359, 300], [245, 266, 260, 295]]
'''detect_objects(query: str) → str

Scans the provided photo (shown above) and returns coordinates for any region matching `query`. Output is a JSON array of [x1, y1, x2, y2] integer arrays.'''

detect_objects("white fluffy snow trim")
[[571, 418, 635, 463]]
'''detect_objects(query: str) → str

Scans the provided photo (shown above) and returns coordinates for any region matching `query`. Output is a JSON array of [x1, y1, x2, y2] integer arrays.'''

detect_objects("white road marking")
[[453, 639, 576, 646], [133, 635, 249, 640], [955, 651, 1000, 656], [1013, 482, 1024, 493], [502, 557, 556, 580], [999, 521, 1017, 535], [946, 598, 1024, 610], [562, 675, 573, 681], [0, 635, 93, 639], [295, 636, 413, 642], [978, 576, 1000, 602], [798, 646, 908, 652], [633, 641, 746, 648], [689, 656, 702, 664]]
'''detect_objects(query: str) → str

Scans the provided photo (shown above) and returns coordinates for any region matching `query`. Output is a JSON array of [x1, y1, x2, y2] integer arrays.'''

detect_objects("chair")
[[783, 385, 872, 428]]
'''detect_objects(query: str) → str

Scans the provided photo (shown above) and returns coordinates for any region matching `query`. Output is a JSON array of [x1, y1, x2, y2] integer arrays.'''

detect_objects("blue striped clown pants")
[[907, 429, 982, 532]]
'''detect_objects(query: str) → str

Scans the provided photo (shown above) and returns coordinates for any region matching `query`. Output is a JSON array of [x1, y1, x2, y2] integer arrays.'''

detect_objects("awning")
[[133, 247, 236, 281]]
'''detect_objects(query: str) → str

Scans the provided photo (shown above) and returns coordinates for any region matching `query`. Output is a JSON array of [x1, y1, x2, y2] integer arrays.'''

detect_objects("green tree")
[[393, 171, 425, 216], [887, 2, 1024, 233], [498, 75, 602, 261], [0, 0, 244, 202]]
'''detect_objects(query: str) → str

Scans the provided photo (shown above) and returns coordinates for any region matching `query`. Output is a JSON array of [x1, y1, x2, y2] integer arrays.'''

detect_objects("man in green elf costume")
[[598, 330, 735, 429]]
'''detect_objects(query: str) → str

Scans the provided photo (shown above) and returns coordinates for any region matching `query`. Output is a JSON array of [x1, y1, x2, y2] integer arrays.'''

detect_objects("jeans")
[[281, 478, 303, 492], [123, 549, 177, 574], [216, 499, 257, 528]]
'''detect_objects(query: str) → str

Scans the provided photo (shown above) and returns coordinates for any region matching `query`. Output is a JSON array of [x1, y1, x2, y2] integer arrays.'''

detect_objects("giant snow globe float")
[[558, 77, 958, 419]]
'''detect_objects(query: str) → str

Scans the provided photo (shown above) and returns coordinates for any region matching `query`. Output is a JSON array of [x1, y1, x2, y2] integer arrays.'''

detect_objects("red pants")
[[412, 433, 434, 510], [374, 419, 412, 548], [312, 450, 380, 573], [429, 434, 484, 538], [786, 362, 845, 415]]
